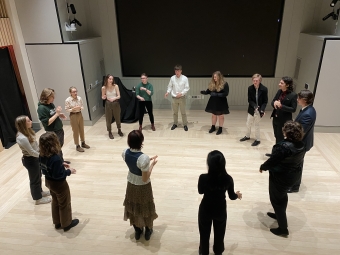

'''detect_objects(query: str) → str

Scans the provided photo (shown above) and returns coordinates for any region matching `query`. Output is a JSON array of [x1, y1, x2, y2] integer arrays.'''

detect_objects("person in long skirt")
[[122, 130, 158, 240]]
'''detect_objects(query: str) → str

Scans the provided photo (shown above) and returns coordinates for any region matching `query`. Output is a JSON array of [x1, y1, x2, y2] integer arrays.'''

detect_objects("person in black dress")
[[198, 150, 242, 255], [201, 71, 229, 135], [260, 121, 306, 236]]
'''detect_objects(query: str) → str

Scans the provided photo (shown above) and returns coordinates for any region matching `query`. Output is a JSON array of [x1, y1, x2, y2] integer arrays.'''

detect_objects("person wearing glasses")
[[65, 86, 90, 152], [37, 88, 70, 164], [164, 64, 190, 131], [136, 73, 155, 131]]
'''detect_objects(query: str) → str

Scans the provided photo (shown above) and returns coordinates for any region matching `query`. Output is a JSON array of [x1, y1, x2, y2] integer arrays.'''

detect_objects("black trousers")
[[198, 204, 226, 255], [139, 101, 154, 125], [269, 171, 300, 229], [292, 160, 304, 190], [272, 117, 289, 144], [22, 156, 42, 200], [52, 129, 64, 162]]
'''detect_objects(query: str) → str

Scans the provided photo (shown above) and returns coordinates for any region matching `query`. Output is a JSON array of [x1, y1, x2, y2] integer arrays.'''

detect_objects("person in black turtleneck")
[[260, 121, 306, 236], [198, 150, 242, 255]]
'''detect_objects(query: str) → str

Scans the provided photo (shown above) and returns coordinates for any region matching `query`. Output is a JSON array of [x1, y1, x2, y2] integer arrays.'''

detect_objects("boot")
[[208, 125, 216, 133], [118, 129, 124, 137], [151, 124, 156, 131], [216, 127, 222, 135], [145, 227, 153, 240], [76, 145, 84, 152], [81, 141, 90, 149], [108, 131, 114, 139], [133, 225, 143, 240], [139, 125, 143, 131]]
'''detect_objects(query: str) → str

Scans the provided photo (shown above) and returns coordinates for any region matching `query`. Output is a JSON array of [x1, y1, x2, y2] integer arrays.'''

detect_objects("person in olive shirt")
[[136, 73, 155, 131], [37, 88, 69, 164]]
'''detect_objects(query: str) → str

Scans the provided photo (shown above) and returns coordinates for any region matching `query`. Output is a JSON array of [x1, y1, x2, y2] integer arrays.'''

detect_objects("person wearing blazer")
[[289, 90, 316, 192], [240, 74, 268, 146], [270, 77, 297, 144]]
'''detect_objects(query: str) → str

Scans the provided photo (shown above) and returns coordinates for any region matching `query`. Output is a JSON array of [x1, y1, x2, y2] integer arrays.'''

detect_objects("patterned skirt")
[[123, 182, 158, 228]]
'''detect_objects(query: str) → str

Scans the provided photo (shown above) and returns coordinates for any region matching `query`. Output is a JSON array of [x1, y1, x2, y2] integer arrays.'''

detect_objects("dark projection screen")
[[115, 0, 285, 77]]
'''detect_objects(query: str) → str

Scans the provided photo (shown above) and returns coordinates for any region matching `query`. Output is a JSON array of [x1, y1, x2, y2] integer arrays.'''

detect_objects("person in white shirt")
[[164, 64, 190, 131], [65, 86, 90, 152]]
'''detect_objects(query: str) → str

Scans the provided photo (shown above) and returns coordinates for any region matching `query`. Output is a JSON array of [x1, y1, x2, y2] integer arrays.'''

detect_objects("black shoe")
[[134, 228, 143, 240], [267, 212, 277, 219], [240, 136, 250, 142], [64, 219, 79, 232], [251, 140, 261, 146], [270, 227, 289, 236], [216, 127, 222, 135], [265, 153, 271, 157], [287, 188, 299, 193], [145, 228, 153, 240], [208, 125, 216, 133], [64, 161, 71, 164], [184, 125, 188, 131], [55, 223, 61, 229], [171, 124, 177, 130]]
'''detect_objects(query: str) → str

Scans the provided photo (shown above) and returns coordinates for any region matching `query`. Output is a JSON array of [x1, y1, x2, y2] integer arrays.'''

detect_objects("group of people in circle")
[[14, 64, 316, 255]]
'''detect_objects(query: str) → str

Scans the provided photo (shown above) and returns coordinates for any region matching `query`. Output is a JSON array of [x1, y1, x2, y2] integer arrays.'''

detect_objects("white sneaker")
[[41, 190, 50, 197], [35, 197, 51, 205]]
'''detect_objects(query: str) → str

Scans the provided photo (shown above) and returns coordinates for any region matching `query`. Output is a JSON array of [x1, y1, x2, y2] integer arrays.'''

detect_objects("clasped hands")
[[56, 106, 67, 120], [273, 100, 282, 109]]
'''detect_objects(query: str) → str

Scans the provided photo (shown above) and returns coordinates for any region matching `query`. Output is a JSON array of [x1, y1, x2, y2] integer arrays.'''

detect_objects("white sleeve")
[[137, 154, 150, 172], [167, 77, 173, 93], [182, 77, 190, 95], [122, 148, 127, 160], [16, 136, 39, 157]]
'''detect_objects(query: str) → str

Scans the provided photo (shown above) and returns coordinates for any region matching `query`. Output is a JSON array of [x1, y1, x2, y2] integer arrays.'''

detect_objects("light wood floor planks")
[[0, 110, 340, 255]]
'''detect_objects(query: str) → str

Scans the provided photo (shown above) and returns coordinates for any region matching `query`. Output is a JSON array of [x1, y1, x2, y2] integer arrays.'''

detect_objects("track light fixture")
[[322, 8, 339, 21], [330, 0, 339, 7]]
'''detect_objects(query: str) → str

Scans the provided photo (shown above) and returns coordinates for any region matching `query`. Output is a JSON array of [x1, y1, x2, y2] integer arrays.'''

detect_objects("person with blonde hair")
[[15, 115, 51, 205], [102, 74, 124, 139], [39, 132, 79, 232], [200, 71, 229, 135], [37, 88, 70, 164], [240, 74, 268, 146], [65, 86, 90, 152]]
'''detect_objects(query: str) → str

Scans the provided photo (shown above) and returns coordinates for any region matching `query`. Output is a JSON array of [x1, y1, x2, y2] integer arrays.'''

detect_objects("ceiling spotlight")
[[330, 0, 339, 7]]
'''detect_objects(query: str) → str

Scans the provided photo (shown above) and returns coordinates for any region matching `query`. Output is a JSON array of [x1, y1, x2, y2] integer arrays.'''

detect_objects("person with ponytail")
[[198, 150, 242, 255], [15, 115, 51, 205]]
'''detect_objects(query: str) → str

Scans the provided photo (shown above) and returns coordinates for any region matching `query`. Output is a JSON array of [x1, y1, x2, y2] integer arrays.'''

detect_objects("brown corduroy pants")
[[69, 112, 85, 145], [105, 100, 121, 131]]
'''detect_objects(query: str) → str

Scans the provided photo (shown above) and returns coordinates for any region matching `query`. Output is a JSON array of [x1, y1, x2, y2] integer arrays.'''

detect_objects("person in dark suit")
[[289, 90, 316, 192], [240, 74, 268, 146], [270, 76, 297, 144]]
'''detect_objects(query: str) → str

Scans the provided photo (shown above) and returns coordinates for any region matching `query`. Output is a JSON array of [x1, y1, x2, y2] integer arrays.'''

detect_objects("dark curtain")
[[102, 76, 139, 123], [0, 46, 30, 147]]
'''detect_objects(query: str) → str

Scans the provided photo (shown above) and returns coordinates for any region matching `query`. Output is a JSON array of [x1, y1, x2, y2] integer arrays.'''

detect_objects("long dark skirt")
[[123, 182, 158, 228]]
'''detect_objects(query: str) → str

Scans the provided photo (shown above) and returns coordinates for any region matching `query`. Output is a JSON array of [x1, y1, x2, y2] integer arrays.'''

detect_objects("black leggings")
[[139, 101, 154, 125]]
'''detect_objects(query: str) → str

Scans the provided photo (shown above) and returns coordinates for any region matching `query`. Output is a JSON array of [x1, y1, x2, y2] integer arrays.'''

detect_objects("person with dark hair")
[[289, 90, 316, 193], [39, 132, 79, 232], [136, 73, 155, 131], [198, 150, 242, 255], [37, 88, 70, 164], [102, 74, 123, 139], [65, 86, 90, 152], [260, 121, 306, 236], [122, 130, 158, 241], [164, 64, 190, 131], [15, 115, 51, 205], [270, 77, 297, 144], [200, 71, 229, 135], [240, 74, 268, 146]]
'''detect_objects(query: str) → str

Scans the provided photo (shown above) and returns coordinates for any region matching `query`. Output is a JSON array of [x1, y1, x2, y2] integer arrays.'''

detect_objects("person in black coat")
[[198, 150, 242, 255], [260, 121, 306, 236], [270, 77, 297, 144], [240, 74, 268, 146], [200, 71, 229, 135], [289, 90, 316, 192]]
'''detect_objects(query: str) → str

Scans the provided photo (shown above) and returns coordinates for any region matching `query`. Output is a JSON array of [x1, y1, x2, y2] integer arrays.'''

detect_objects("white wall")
[[14, 0, 62, 43]]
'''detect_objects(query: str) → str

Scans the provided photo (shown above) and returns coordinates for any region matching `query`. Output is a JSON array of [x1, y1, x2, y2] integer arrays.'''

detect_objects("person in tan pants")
[[65, 87, 90, 152]]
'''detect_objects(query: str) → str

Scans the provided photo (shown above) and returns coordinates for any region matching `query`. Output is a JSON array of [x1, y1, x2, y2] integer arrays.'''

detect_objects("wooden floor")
[[0, 110, 340, 255]]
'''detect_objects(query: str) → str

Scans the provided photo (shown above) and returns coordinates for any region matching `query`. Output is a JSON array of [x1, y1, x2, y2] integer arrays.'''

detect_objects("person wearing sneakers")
[[39, 132, 79, 232], [200, 71, 229, 135], [15, 115, 51, 205], [164, 64, 190, 131], [65, 86, 90, 152], [122, 130, 158, 241], [102, 74, 124, 139], [259, 121, 306, 237], [136, 73, 155, 132], [240, 74, 268, 146]]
